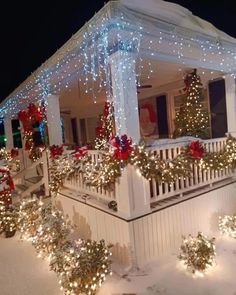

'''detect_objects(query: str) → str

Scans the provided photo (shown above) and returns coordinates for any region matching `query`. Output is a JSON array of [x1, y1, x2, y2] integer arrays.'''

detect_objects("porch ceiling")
[[59, 58, 224, 112]]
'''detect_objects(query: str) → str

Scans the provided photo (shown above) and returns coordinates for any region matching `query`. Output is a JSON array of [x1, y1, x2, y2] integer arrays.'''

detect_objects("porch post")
[[110, 50, 151, 218], [4, 118, 14, 150], [45, 94, 63, 146], [225, 75, 236, 136], [109, 50, 140, 144]]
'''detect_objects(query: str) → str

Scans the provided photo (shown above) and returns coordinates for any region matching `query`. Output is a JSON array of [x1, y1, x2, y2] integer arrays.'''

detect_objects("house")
[[1, 0, 236, 268]]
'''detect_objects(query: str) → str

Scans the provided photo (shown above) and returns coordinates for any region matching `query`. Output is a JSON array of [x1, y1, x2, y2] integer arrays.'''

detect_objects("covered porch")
[[1, 0, 236, 267]]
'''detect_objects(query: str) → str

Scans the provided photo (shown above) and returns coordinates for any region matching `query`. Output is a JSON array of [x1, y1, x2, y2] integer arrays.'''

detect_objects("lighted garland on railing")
[[49, 145, 92, 196], [49, 135, 236, 194]]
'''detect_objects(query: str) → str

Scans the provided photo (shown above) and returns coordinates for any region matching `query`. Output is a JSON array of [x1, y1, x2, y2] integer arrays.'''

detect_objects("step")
[[15, 184, 30, 192], [25, 176, 43, 184]]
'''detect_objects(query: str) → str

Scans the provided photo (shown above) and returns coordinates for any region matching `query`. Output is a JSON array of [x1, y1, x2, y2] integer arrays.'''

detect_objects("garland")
[[49, 135, 236, 195]]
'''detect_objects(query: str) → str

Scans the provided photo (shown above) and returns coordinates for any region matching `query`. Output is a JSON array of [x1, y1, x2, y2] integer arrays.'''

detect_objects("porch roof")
[[1, 0, 236, 118]]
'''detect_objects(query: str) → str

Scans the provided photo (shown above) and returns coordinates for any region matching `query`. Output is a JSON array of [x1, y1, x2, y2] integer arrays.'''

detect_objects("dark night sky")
[[0, 0, 235, 102]]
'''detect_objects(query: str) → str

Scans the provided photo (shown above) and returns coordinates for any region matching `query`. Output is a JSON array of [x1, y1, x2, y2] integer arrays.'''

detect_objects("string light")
[[178, 232, 216, 275], [15, 197, 113, 295], [49, 134, 236, 194], [1, 2, 236, 119], [94, 101, 115, 150], [0, 201, 17, 237], [174, 69, 210, 138], [219, 215, 236, 238]]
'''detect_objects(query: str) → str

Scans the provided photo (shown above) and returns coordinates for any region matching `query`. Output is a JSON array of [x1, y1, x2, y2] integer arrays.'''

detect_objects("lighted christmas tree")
[[95, 101, 115, 150], [174, 69, 209, 138]]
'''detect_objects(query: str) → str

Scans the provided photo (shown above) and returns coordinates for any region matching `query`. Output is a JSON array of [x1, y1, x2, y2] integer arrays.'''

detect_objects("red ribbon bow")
[[188, 141, 204, 158]]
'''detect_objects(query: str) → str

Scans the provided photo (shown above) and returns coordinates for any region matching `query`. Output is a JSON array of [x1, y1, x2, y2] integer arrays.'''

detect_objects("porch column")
[[225, 74, 236, 136], [45, 94, 63, 146], [4, 118, 13, 150], [110, 51, 151, 218], [109, 50, 140, 144]]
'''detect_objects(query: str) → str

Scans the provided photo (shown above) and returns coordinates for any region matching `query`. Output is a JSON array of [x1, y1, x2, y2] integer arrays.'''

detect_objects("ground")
[[1, 234, 236, 295]]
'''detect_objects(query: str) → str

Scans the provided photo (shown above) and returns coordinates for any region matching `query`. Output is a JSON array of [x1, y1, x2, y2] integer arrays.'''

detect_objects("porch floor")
[[1, 234, 236, 294]]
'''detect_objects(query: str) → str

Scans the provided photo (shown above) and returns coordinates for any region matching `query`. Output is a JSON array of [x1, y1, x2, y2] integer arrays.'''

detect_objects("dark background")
[[0, 0, 235, 102]]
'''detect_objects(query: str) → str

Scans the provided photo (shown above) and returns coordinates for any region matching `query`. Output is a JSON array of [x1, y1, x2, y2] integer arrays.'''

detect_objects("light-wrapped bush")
[[178, 232, 216, 274], [219, 215, 236, 238]]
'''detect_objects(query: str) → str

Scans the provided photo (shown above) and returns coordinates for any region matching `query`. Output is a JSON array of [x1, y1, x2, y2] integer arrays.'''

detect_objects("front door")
[[208, 79, 228, 138]]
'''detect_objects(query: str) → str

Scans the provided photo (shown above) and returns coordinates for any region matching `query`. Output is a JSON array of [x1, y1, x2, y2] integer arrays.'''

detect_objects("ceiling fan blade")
[[137, 84, 152, 89]]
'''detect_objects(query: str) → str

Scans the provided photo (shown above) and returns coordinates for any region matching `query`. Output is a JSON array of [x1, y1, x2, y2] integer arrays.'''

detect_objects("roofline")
[[0, 1, 115, 109]]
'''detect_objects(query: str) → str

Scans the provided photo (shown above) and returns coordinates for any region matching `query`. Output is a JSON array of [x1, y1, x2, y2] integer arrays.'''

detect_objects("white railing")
[[148, 137, 235, 204], [13, 149, 49, 196], [63, 150, 116, 203]]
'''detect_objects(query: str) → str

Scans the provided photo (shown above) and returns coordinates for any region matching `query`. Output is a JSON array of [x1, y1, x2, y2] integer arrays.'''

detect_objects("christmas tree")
[[95, 101, 115, 150], [174, 69, 209, 138]]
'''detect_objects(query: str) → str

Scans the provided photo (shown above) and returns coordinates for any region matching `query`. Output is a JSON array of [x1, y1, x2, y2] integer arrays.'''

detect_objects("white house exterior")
[[2, 0, 236, 268]]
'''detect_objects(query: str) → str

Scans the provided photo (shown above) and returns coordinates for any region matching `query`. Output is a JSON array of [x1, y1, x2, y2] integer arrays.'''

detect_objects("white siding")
[[57, 182, 236, 267], [55, 194, 132, 266], [132, 183, 236, 266]]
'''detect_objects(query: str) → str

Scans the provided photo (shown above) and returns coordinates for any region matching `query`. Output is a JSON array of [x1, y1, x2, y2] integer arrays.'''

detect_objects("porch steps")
[[12, 176, 44, 202]]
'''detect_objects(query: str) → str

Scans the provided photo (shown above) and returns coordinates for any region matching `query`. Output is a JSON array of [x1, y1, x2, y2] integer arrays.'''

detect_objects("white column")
[[110, 51, 150, 218], [4, 118, 14, 149], [225, 75, 236, 136], [110, 50, 140, 144], [45, 94, 63, 146]]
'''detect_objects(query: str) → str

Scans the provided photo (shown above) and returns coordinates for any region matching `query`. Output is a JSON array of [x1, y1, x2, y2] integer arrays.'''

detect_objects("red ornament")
[[188, 141, 204, 158]]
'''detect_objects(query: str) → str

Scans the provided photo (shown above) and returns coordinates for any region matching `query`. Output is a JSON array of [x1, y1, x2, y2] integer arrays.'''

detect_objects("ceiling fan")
[[137, 84, 152, 93]]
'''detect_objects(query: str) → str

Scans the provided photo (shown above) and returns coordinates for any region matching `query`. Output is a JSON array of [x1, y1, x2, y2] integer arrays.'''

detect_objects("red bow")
[[49, 145, 63, 159], [188, 141, 204, 158], [72, 146, 88, 159], [110, 135, 133, 160]]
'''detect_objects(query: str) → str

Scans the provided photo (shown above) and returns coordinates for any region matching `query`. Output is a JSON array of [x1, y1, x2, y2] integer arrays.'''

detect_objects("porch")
[[1, 0, 236, 269]]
